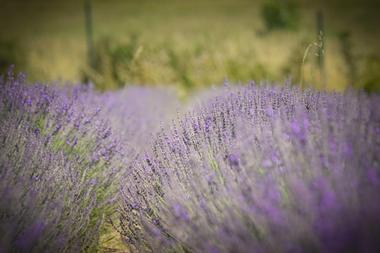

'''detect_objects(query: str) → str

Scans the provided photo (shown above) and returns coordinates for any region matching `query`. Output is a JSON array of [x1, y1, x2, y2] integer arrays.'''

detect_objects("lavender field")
[[1, 67, 379, 253], [1, 0, 380, 252]]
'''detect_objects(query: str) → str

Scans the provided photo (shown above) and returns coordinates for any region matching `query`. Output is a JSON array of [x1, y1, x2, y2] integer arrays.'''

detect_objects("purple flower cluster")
[[118, 83, 380, 253]]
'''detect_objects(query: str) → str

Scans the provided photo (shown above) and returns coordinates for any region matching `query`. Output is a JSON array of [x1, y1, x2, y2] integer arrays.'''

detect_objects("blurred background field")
[[0, 0, 380, 95]]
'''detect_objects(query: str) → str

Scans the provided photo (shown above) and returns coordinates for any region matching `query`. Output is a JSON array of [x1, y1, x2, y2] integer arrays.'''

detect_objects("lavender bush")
[[118, 83, 380, 253], [0, 71, 124, 252]]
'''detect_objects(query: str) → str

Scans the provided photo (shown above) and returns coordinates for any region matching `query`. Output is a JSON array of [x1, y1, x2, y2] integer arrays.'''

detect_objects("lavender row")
[[118, 83, 380, 253]]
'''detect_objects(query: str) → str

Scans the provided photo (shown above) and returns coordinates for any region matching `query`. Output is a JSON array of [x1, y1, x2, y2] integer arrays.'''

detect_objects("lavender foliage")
[[119, 83, 380, 253], [0, 71, 123, 252]]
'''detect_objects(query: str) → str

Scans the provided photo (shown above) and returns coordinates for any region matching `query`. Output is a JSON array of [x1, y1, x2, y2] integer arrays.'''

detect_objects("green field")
[[1, 0, 379, 94]]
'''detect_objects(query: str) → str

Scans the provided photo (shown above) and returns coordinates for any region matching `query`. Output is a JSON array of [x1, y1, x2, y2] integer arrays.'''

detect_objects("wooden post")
[[316, 10, 326, 88], [84, 0, 95, 70]]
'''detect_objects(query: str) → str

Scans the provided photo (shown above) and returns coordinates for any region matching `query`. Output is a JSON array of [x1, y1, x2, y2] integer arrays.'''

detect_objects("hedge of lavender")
[[0, 70, 179, 252], [1, 69, 380, 253], [118, 84, 380, 253], [0, 71, 121, 252]]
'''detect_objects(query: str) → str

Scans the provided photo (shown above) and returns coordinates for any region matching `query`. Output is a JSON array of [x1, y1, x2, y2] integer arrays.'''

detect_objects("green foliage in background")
[[82, 32, 275, 94], [360, 56, 380, 93], [0, 0, 379, 93], [260, 0, 300, 31], [83, 35, 143, 90], [0, 41, 25, 74]]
